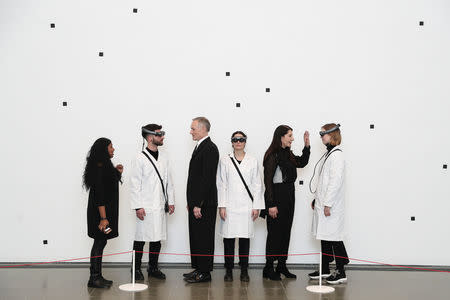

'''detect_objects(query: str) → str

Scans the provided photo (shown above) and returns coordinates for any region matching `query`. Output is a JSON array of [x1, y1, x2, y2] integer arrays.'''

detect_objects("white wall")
[[0, 0, 449, 266]]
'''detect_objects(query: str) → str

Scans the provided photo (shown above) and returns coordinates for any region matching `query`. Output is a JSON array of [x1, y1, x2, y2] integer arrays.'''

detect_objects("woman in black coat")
[[83, 138, 123, 288], [261, 125, 310, 280]]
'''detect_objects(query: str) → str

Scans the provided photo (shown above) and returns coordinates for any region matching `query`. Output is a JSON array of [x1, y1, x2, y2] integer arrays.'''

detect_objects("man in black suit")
[[183, 117, 219, 283]]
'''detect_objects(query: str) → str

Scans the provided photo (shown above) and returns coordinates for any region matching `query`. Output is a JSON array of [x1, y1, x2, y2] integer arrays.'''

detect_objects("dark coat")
[[186, 137, 219, 208], [87, 165, 121, 240]]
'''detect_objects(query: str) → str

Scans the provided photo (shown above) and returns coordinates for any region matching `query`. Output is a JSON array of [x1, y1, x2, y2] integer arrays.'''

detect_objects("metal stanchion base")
[[119, 283, 148, 292], [306, 285, 335, 293]]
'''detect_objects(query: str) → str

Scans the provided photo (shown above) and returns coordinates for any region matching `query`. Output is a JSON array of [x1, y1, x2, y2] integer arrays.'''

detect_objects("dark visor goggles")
[[319, 124, 340, 137], [142, 127, 166, 137], [231, 137, 247, 143]]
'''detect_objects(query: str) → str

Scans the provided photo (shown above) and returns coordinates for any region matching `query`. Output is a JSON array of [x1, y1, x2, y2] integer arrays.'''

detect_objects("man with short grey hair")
[[183, 117, 219, 283]]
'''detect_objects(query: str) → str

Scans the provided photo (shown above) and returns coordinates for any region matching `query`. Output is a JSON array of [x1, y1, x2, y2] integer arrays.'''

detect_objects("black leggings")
[[90, 239, 107, 277], [223, 238, 250, 269], [321, 240, 349, 271], [133, 241, 161, 270]]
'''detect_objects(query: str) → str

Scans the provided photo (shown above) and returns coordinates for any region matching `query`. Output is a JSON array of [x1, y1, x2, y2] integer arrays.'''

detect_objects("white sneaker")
[[325, 270, 347, 284], [308, 270, 331, 280]]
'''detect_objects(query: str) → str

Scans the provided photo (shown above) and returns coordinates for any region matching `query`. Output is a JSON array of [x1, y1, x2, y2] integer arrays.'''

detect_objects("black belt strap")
[[229, 156, 254, 202], [142, 151, 169, 212]]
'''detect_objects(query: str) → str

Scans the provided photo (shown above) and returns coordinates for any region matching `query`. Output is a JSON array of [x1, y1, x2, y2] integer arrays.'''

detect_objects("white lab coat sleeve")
[[217, 157, 228, 208], [166, 160, 175, 205], [129, 157, 143, 209], [322, 154, 345, 208], [251, 161, 265, 210]]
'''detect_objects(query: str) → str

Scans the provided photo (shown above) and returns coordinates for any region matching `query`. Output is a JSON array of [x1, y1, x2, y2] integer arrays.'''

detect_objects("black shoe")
[[308, 270, 331, 280], [186, 272, 212, 283], [326, 270, 347, 284], [276, 264, 297, 279], [87, 277, 109, 288], [240, 269, 249, 282], [99, 276, 113, 287], [262, 266, 281, 281], [149, 268, 166, 280], [224, 269, 233, 282], [132, 269, 145, 281], [183, 269, 199, 278]]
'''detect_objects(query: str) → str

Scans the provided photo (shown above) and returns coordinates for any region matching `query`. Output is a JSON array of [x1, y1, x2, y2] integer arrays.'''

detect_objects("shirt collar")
[[197, 135, 209, 147]]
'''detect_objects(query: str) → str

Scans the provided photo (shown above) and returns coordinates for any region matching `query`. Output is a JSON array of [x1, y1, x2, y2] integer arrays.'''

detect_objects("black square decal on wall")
[[50, 23, 55, 28], [62, 102, 67, 106], [226, 72, 230, 76], [236, 103, 241, 108], [133, 8, 138, 13], [99, 52, 104, 57]]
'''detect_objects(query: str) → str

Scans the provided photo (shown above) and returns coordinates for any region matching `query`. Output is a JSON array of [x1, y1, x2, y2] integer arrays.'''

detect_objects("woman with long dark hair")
[[261, 125, 310, 280], [83, 137, 123, 288]]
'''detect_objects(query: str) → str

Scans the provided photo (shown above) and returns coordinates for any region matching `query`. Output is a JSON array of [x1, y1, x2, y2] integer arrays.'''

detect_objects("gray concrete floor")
[[0, 267, 449, 300]]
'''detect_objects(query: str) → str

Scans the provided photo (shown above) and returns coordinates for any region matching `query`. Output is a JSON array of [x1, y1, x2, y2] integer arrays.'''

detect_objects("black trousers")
[[90, 239, 107, 278], [133, 241, 161, 270], [188, 205, 217, 273], [265, 183, 295, 264], [321, 240, 349, 271], [223, 238, 250, 269]]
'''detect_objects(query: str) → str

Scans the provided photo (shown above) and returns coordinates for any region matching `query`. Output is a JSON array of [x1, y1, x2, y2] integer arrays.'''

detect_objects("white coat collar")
[[229, 152, 247, 165]]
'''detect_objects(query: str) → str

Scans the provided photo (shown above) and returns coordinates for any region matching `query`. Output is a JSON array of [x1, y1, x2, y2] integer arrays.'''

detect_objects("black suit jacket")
[[187, 137, 219, 208]]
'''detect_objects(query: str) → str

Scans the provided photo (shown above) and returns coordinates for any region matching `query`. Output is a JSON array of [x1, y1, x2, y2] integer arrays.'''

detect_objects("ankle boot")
[[276, 262, 297, 279], [224, 268, 233, 281], [88, 257, 109, 288], [240, 268, 249, 282], [263, 263, 281, 281]]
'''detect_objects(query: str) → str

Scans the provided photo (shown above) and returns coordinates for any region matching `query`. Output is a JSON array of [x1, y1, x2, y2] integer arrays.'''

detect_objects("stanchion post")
[[319, 251, 322, 287], [305, 251, 335, 294], [132, 250, 135, 286], [119, 250, 148, 292]]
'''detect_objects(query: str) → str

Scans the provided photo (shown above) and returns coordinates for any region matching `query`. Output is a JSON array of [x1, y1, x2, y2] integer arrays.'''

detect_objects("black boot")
[[263, 262, 281, 281], [240, 268, 249, 282], [276, 262, 297, 279], [224, 268, 233, 282], [148, 266, 166, 280], [98, 256, 113, 286], [88, 276, 109, 288], [88, 258, 109, 288], [132, 268, 145, 281]]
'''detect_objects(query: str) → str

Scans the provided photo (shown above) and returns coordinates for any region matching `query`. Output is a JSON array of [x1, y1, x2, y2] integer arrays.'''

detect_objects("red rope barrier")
[[1, 250, 449, 273], [0, 251, 133, 269]]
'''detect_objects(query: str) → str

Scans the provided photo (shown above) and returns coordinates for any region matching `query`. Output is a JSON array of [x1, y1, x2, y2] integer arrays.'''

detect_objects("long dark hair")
[[263, 125, 296, 165], [83, 137, 114, 191]]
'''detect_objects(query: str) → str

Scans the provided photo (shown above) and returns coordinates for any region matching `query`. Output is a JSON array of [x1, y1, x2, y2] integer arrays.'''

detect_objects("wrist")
[[100, 217, 107, 220]]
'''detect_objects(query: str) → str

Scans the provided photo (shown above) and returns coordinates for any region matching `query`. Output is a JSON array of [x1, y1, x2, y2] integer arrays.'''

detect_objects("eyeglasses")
[[231, 137, 247, 143]]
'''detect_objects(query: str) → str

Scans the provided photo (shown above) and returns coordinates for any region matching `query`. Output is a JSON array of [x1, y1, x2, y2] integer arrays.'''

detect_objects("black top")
[[326, 143, 335, 152], [86, 164, 121, 240], [146, 147, 159, 160], [263, 146, 310, 208], [187, 137, 219, 208]]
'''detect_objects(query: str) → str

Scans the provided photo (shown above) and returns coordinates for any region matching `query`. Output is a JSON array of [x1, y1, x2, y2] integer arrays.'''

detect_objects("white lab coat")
[[217, 153, 265, 238], [129, 150, 175, 242], [311, 146, 346, 241]]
